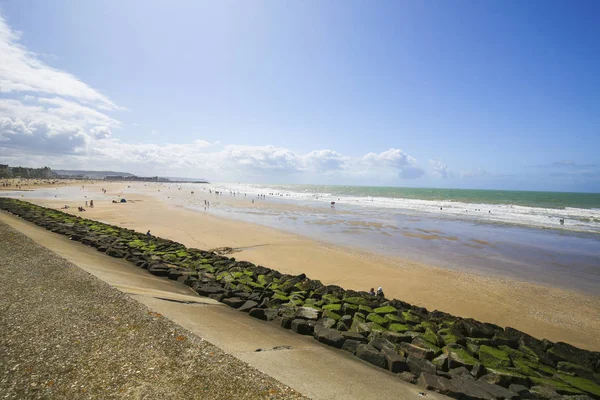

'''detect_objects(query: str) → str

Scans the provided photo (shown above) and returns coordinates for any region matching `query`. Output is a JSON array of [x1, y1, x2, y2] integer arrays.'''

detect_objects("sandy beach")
[[9, 180, 600, 351]]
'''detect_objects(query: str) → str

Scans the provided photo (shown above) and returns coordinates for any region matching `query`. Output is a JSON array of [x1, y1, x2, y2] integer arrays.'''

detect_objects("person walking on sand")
[[90, 200, 94, 208]]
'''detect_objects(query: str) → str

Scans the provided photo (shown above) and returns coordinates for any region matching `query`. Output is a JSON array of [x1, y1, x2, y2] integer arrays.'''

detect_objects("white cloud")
[[361, 148, 425, 179], [0, 14, 119, 110], [430, 159, 449, 179]]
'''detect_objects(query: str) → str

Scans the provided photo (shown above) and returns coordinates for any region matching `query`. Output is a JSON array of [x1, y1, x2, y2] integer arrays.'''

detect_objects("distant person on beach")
[[85, 201, 88, 207], [376, 287, 384, 298], [369, 288, 375, 296], [146, 230, 152, 236], [90, 200, 94, 208]]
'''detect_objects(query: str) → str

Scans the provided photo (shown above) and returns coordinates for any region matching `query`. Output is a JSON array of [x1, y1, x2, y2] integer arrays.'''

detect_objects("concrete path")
[[0, 211, 449, 400]]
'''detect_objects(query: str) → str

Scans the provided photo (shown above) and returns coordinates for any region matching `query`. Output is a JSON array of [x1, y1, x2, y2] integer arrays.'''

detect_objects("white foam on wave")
[[181, 182, 600, 234]]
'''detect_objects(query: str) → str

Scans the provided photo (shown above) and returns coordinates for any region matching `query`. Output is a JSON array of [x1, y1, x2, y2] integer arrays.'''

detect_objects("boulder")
[[237, 300, 258, 312], [349, 320, 372, 335], [398, 371, 417, 384], [480, 368, 530, 387], [479, 345, 513, 369], [106, 248, 125, 258], [341, 331, 368, 343], [248, 308, 277, 321], [196, 285, 226, 297], [448, 367, 472, 379], [148, 265, 171, 277], [381, 348, 409, 373], [555, 374, 600, 398], [558, 362, 599, 382], [356, 344, 387, 369], [471, 363, 487, 379], [433, 354, 449, 371], [373, 305, 397, 315], [342, 339, 361, 354], [313, 326, 346, 349], [444, 344, 479, 370], [341, 303, 359, 316], [407, 355, 437, 376], [382, 331, 413, 344], [455, 318, 499, 339], [291, 319, 313, 335], [388, 323, 411, 333], [549, 342, 595, 370], [412, 337, 442, 357], [417, 372, 457, 394], [317, 317, 337, 329], [369, 337, 396, 352], [399, 342, 435, 360], [222, 297, 246, 308], [208, 293, 225, 302], [366, 313, 387, 326], [295, 306, 322, 321], [456, 377, 520, 399]]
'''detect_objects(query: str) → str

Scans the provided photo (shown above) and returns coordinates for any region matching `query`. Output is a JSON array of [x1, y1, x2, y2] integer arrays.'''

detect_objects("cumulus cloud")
[[302, 149, 347, 173], [430, 159, 449, 178], [361, 148, 425, 179]]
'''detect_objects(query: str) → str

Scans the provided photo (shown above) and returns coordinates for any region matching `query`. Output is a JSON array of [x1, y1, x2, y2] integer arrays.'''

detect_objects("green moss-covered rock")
[[272, 293, 289, 302], [350, 320, 371, 335], [388, 323, 410, 333], [401, 311, 420, 324], [373, 305, 397, 315], [343, 296, 370, 306], [216, 271, 235, 283], [322, 294, 341, 305], [438, 328, 464, 346], [512, 358, 556, 378], [341, 303, 359, 315], [358, 305, 373, 314], [354, 313, 366, 322], [257, 274, 269, 286], [367, 322, 386, 332], [422, 328, 440, 347], [322, 303, 342, 312], [530, 376, 584, 396], [420, 321, 439, 333], [479, 345, 512, 369], [556, 374, 600, 398], [384, 313, 403, 324], [443, 344, 479, 369], [432, 354, 449, 370], [367, 313, 387, 326], [323, 310, 342, 321]]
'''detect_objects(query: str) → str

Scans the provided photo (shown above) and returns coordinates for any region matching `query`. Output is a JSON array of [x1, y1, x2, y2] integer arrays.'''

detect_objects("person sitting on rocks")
[[376, 287, 384, 298], [369, 288, 375, 296], [146, 230, 152, 237]]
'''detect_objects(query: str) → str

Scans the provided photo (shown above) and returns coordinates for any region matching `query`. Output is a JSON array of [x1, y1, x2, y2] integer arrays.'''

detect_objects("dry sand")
[[19, 181, 600, 351]]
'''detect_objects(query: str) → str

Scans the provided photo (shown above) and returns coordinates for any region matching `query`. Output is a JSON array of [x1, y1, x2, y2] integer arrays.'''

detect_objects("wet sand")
[[12, 181, 600, 351]]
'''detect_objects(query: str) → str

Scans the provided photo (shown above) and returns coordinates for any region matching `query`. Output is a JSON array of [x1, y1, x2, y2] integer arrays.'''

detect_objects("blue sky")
[[0, 1, 599, 191]]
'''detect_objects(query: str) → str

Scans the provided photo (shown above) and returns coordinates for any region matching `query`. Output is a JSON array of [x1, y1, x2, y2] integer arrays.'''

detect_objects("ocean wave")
[[203, 182, 600, 234]]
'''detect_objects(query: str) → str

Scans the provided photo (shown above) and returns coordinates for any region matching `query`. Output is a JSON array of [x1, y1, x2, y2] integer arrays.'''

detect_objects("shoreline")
[[5, 181, 600, 351]]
